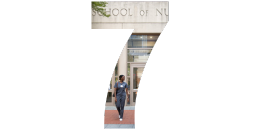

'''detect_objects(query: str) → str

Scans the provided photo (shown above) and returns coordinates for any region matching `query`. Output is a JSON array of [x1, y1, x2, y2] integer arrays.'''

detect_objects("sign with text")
[[92, 1, 169, 23]]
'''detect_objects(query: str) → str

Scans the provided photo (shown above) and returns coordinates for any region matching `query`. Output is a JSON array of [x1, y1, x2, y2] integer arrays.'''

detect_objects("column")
[[118, 43, 128, 105], [118, 43, 127, 78]]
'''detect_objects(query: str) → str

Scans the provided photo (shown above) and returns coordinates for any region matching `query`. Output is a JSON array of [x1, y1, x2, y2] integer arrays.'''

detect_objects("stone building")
[[92, 1, 169, 106]]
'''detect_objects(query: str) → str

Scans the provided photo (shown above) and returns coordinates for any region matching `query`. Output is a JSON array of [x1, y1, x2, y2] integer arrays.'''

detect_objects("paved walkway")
[[104, 110, 134, 124], [105, 106, 135, 129], [105, 124, 135, 129], [105, 106, 135, 110]]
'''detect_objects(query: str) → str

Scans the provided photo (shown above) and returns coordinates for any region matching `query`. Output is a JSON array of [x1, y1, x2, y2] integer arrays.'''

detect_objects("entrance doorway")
[[128, 63, 145, 106]]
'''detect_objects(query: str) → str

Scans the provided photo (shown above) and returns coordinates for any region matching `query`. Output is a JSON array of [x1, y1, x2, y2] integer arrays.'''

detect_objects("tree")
[[92, 1, 110, 17]]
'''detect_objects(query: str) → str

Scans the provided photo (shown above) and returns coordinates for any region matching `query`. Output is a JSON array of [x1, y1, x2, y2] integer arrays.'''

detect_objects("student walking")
[[114, 75, 129, 121]]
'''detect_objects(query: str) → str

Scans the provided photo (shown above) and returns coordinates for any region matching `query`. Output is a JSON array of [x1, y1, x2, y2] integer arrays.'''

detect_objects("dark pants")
[[116, 95, 126, 119]]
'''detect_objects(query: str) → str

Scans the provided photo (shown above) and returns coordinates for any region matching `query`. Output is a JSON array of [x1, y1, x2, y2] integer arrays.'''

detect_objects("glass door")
[[106, 71, 115, 106], [130, 63, 145, 106]]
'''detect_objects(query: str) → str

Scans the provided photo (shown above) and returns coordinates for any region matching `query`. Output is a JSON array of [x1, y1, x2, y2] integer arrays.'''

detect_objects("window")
[[127, 49, 152, 62], [128, 35, 159, 48], [115, 63, 118, 76]]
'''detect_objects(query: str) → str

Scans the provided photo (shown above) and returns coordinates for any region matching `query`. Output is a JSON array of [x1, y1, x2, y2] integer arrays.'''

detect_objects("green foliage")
[[92, 1, 110, 17]]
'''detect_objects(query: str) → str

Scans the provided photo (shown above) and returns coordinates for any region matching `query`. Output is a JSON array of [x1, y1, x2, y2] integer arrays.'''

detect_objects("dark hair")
[[119, 75, 124, 80]]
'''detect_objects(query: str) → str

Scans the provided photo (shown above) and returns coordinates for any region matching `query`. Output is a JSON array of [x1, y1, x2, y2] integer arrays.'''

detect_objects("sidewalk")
[[104, 106, 135, 129], [105, 106, 135, 110], [105, 124, 135, 129]]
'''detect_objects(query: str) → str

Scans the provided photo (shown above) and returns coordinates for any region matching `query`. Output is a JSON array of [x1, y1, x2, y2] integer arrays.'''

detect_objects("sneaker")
[[120, 118, 122, 121]]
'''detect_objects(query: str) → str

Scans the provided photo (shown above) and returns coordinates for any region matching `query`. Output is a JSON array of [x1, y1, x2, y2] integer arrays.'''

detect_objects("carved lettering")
[[93, 8, 169, 17], [128, 8, 133, 16], [156, 8, 162, 16], [120, 8, 127, 16], [140, 10, 145, 16], [112, 8, 119, 16], [106, 8, 111, 15], [164, 8, 168, 16], [97, 11, 102, 16], [92, 9, 96, 16]]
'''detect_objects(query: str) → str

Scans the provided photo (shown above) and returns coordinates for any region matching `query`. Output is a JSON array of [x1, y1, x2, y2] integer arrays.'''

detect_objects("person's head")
[[119, 75, 125, 81]]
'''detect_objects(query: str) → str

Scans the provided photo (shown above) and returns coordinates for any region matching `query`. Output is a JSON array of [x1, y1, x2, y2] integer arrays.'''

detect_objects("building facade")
[[91, 1, 169, 106]]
